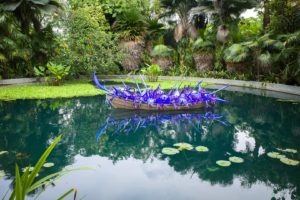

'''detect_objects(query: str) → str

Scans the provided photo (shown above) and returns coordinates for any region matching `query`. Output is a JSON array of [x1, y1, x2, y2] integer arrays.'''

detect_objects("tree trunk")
[[1, 63, 8, 79], [263, 0, 270, 30]]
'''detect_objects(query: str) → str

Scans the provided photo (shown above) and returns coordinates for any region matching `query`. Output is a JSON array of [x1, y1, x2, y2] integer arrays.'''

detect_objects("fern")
[[151, 45, 174, 57]]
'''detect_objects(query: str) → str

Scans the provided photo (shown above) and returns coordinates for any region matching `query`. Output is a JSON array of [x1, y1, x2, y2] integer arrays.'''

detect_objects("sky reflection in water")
[[0, 90, 300, 200]]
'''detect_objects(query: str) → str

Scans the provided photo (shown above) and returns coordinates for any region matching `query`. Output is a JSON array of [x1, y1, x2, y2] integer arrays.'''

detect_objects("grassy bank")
[[0, 79, 205, 101]]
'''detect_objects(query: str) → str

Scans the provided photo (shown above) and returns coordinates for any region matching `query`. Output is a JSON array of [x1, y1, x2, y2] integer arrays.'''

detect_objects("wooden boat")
[[107, 95, 205, 111], [94, 73, 227, 111]]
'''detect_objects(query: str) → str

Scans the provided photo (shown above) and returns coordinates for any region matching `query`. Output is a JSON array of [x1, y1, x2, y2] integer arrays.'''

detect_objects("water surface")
[[0, 89, 300, 200]]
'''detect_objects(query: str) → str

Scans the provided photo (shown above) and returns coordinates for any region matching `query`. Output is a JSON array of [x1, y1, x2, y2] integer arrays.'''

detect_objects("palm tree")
[[0, 11, 31, 78], [160, 0, 206, 42], [197, 0, 257, 43], [0, 0, 61, 34]]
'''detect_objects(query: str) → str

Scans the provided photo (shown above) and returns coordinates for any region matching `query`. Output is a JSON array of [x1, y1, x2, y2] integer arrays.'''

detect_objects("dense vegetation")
[[0, 0, 299, 85]]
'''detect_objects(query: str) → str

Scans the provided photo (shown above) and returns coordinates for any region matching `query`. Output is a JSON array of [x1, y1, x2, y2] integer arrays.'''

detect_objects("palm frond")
[[151, 44, 174, 57], [257, 52, 273, 66], [0, 53, 8, 63]]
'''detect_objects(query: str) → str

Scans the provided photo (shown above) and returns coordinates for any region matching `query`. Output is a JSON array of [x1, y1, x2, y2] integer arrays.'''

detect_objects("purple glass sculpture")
[[94, 73, 228, 110]]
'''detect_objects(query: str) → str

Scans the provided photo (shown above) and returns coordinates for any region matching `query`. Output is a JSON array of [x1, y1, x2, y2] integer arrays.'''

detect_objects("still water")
[[0, 89, 300, 200]]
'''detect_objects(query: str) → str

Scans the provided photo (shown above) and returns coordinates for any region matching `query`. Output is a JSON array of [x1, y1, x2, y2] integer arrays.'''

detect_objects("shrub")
[[34, 62, 71, 86], [112, 7, 147, 40], [52, 5, 123, 77], [151, 45, 174, 57], [141, 64, 162, 82], [193, 38, 215, 53], [224, 44, 251, 63]]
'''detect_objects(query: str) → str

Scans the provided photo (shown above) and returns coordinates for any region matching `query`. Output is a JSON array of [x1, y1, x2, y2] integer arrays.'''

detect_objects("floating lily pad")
[[207, 167, 219, 172], [276, 154, 286, 159], [195, 146, 209, 152], [0, 151, 8, 156], [22, 167, 34, 172], [43, 162, 55, 168], [267, 152, 280, 159], [173, 143, 193, 151], [229, 156, 244, 163], [0, 170, 5, 177], [16, 152, 30, 159], [216, 160, 231, 167], [282, 149, 298, 154], [279, 158, 299, 166], [162, 147, 179, 155]]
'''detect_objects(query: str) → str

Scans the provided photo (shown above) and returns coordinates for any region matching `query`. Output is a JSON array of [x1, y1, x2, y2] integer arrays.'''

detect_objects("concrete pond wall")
[[1, 76, 300, 99]]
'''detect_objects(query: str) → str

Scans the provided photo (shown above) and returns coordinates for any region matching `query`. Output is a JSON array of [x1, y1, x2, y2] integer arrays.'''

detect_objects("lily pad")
[[276, 154, 286, 159], [279, 157, 299, 166], [267, 152, 280, 159], [22, 167, 34, 172], [229, 156, 244, 163], [195, 146, 209, 152], [0, 170, 5, 177], [207, 167, 219, 172], [282, 149, 298, 154], [43, 162, 55, 168], [216, 160, 231, 167], [0, 151, 8, 156], [162, 147, 179, 155], [173, 143, 193, 151]]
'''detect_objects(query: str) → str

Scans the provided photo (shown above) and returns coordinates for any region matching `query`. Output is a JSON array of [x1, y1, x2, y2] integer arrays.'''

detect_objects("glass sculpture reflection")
[[96, 110, 229, 142]]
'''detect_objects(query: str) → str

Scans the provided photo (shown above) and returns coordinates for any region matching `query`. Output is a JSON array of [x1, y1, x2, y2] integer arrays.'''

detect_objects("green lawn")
[[0, 79, 206, 101]]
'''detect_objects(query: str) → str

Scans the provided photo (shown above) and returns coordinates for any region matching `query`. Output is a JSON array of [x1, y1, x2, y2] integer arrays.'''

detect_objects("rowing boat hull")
[[107, 96, 205, 111]]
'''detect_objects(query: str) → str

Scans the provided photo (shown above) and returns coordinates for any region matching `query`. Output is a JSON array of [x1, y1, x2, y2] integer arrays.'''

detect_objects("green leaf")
[[229, 156, 244, 163], [173, 143, 193, 151], [279, 158, 299, 166], [57, 188, 77, 200], [43, 162, 54, 168], [28, 0, 50, 5], [207, 167, 219, 172], [15, 165, 23, 200], [162, 147, 179, 155], [0, 151, 9, 156], [195, 146, 209, 152], [0, 170, 5, 178], [1, 1, 22, 11], [216, 160, 231, 167], [22, 167, 34, 172], [24, 134, 62, 192], [28, 167, 92, 193], [267, 152, 281, 159], [280, 148, 298, 154]]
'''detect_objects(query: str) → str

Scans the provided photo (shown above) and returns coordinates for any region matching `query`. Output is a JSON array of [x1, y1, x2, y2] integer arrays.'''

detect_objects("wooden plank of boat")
[[106, 95, 205, 111]]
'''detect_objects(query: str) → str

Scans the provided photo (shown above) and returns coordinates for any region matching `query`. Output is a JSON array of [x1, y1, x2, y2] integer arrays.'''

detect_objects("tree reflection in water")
[[0, 91, 299, 199]]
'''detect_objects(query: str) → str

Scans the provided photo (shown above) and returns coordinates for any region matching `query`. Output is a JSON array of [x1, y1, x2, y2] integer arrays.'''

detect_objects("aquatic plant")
[[7, 135, 80, 200], [174, 143, 193, 151], [43, 162, 55, 168], [141, 64, 162, 82], [229, 156, 244, 163], [279, 158, 299, 166], [94, 73, 228, 109], [277, 148, 298, 154], [162, 147, 180, 155], [267, 152, 281, 158], [0, 151, 8, 155], [195, 146, 209, 152], [216, 160, 231, 167]]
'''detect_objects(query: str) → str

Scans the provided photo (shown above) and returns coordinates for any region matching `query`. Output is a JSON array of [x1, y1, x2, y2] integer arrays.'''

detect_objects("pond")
[[0, 88, 300, 200]]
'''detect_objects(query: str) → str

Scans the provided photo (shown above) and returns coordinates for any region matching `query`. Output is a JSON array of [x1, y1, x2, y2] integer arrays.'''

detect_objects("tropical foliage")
[[0, 0, 299, 85], [7, 135, 78, 200], [141, 64, 162, 82]]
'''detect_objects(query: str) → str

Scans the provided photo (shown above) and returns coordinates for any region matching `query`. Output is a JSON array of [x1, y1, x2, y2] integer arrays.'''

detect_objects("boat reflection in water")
[[96, 109, 229, 142]]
